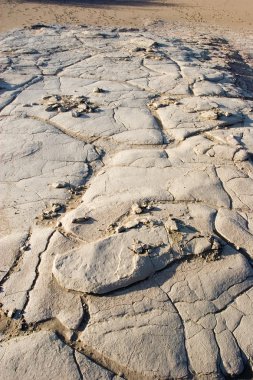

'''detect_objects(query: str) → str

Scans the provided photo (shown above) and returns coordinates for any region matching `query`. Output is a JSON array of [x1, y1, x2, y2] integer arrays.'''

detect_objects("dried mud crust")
[[0, 24, 253, 380]]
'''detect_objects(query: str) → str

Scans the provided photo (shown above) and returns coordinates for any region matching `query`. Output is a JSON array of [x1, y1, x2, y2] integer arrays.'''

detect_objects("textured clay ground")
[[0, 23, 253, 379]]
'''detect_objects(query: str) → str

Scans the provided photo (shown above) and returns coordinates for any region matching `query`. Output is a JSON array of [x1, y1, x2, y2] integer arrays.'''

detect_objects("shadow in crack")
[[0, 79, 13, 91], [228, 51, 253, 97]]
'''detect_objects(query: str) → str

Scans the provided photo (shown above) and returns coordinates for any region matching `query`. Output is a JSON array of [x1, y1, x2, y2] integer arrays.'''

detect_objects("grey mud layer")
[[0, 24, 253, 380]]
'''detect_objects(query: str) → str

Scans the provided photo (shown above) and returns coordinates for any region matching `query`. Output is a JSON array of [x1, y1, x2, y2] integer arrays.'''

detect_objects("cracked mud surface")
[[0, 23, 253, 379]]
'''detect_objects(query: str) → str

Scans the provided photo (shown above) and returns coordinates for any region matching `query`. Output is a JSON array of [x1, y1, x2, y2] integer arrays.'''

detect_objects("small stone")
[[166, 218, 178, 232], [72, 217, 89, 224], [59, 106, 68, 112], [51, 203, 63, 213], [204, 241, 221, 262], [51, 182, 68, 189], [72, 110, 81, 118], [20, 321, 28, 331], [132, 241, 145, 254], [131, 240, 151, 255], [211, 238, 220, 251], [207, 149, 215, 157], [132, 47, 146, 52], [115, 226, 126, 233], [93, 87, 104, 93], [45, 104, 58, 112], [20, 243, 30, 252], [200, 110, 218, 120], [77, 104, 88, 112], [131, 203, 143, 214], [124, 219, 140, 230], [7, 309, 15, 318]]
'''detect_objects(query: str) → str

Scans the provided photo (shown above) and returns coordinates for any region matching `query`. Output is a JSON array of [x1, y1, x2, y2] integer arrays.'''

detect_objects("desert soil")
[[0, 0, 253, 33], [1, 0, 253, 377], [0, 20, 253, 379]]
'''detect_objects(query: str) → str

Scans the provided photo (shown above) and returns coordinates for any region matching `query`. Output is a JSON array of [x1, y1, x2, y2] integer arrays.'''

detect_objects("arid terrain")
[[0, 21, 253, 378], [0, 0, 253, 33], [1, 0, 253, 378]]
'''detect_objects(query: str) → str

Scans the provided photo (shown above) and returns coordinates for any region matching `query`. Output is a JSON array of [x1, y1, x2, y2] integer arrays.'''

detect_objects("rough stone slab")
[[155, 248, 253, 309], [53, 224, 173, 294], [216, 168, 253, 211], [166, 135, 241, 166], [0, 331, 81, 380], [75, 351, 119, 380], [0, 227, 54, 315], [156, 96, 246, 142], [0, 232, 28, 281], [216, 329, 244, 376], [152, 247, 253, 377], [215, 208, 253, 257], [81, 279, 189, 380], [0, 115, 98, 235], [24, 231, 83, 331], [109, 149, 170, 168], [0, 330, 116, 380], [78, 165, 174, 207], [168, 166, 231, 208]]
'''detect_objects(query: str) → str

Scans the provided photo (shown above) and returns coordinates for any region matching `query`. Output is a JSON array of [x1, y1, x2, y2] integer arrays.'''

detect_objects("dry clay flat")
[[0, 24, 253, 379]]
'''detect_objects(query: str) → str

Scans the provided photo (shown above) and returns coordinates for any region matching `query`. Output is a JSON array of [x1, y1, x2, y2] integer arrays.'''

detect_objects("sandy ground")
[[0, 0, 253, 33]]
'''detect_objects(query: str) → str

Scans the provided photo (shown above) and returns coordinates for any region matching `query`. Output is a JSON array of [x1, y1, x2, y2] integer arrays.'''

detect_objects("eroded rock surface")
[[0, 24, 252, 379], [0, 331, 118, 380]]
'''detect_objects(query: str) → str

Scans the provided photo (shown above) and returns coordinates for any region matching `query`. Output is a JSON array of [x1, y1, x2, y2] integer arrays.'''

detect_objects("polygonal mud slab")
[[0, 331, 118, 380]]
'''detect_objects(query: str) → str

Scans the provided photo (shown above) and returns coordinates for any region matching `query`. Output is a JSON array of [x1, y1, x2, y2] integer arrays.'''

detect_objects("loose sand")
[[0, 0, 253, 33]]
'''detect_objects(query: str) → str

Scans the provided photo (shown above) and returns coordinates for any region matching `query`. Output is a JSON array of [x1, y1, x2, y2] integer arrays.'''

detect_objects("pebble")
[[51, 182, 68, 189], [72, 216, 89, 224]]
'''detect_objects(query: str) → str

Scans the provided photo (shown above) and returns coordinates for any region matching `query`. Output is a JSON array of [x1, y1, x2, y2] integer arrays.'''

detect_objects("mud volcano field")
[[0, 24, 253, 379]]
